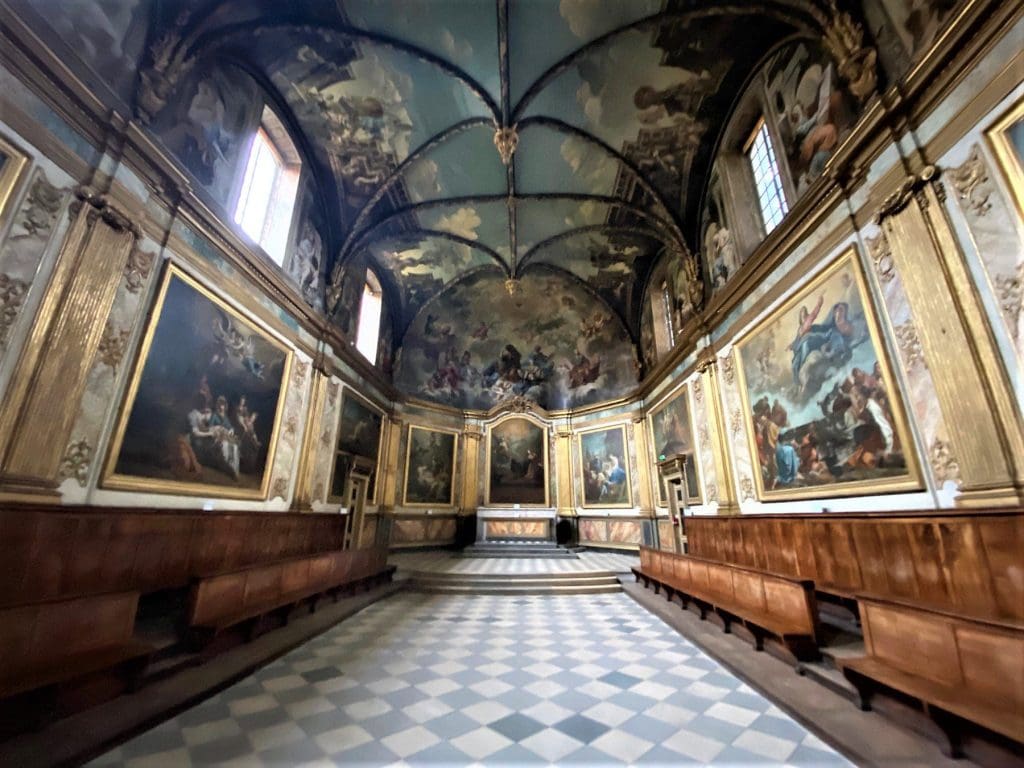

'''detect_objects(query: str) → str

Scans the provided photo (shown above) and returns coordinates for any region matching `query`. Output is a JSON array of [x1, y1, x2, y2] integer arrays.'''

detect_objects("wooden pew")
[[636, 547, 820, 665], [186, 548, 393, 652], [838, 596, 1024, 757], [0, 591, 152, 731], [685, 510, 1024, 622]]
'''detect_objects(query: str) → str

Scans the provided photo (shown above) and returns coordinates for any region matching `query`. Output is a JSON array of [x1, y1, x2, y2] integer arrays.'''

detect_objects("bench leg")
[[841, 669, 874, 712], [929, 707, 966, 759]]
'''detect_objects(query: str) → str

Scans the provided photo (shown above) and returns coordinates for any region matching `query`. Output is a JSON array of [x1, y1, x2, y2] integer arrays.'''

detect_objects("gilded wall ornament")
[[0, 273, 29, 345], [866, 232, 896, 284], [58, 438, 92, 487], [894, 322, 925, 371], [123, 247, 156, 293], [822, 1, 878, 103], [950, 145, 993, 218], [994, 263, 1023, 341], [929, 438, 960, 485], [97, 322, 131, 374]]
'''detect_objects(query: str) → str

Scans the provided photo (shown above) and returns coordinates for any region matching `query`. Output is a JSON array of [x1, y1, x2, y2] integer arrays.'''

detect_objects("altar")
[[475, 507, 557, 544]]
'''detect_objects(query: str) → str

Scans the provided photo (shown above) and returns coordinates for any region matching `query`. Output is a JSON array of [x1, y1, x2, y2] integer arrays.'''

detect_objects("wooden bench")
[[186, 547, 393, 652], [636, 547, 820, 665], [839, 596, 1024, 757], [0, 591, 152, 731]]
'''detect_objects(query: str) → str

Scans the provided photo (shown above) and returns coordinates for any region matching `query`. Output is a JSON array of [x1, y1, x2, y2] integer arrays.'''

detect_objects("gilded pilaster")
[[632, 415, 655, 513], [554, 426, 574, 515], [460, 424, 483, 513], [697, 349, 739, 514], [379, 415, 403, 510], [0, 191, 137, 496], [876, 167, 1024, 505], [291, 368, 328, 511]]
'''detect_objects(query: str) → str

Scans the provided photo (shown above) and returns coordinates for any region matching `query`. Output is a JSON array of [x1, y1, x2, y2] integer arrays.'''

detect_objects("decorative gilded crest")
[[493, 125, 518, 166]]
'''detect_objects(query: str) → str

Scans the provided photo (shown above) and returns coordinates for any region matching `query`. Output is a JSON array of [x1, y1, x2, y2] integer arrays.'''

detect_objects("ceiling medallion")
[[504, 278, 522, 297], [493, 125, 518, 166]]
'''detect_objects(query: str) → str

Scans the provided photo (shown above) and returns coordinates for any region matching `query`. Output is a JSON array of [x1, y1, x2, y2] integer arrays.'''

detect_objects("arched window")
[[234, 106, 301, 265], [356, 270, 383, 364], [746, 117, 790, 235]]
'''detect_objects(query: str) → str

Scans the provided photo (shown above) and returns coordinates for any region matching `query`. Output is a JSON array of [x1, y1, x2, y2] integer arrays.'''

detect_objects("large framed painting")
[[403, 426, 458, 507], [648, 384, 701, 505], [332, 390, 383, 503], [578, 424, 632, 508], [734, 248, 921, 500], [986, 97, 1024, 220], [103, 265, 292, 498], [486, 417, 549, 507]]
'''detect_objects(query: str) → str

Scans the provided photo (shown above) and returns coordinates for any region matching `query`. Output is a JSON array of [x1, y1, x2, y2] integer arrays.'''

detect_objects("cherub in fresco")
[[471, 321, 490, 340], [580, 311, 609, 339], [566, 352, 601, 388]]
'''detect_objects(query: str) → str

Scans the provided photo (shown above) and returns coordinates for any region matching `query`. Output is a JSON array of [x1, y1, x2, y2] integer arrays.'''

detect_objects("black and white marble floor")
[[89, 592, 851, 767]]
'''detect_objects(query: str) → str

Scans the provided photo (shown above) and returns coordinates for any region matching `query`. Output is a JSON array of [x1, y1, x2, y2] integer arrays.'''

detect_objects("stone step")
[[403, 570, 621, 582], [407, 579, 622, 596]]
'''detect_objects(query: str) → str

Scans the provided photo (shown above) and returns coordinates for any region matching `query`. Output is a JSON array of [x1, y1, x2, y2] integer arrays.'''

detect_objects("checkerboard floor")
[[89, 593, 851, 767], [391, 550, 638, 575]]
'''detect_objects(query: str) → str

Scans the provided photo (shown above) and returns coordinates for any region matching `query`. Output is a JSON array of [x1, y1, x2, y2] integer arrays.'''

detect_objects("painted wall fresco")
[[285, 181, 327, 312], [487, 417, 547, 506], [403, 426, 457, 506], [328, 253, 368, 341], [105, 268, 291, 498], [862, 0, 962, 81], [701, 163, 740, 292], [734, 252, 919, 499], [578, 425, 631, 508], [395, 270, 637, 410], [152, 63, 263, 208], [762, 42, 856, 198]]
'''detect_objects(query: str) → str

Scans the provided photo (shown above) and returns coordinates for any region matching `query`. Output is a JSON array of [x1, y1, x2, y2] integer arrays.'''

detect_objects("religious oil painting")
[[648, 385, 700, 505], [486, 417, 548, 507], [578, 425, 632, 508], [337, 391, 383, 461], [734, 249, 920, 500], [104, 266, 291, 499], [403, 426, 457, 507], [986, 97, 1024, 220]]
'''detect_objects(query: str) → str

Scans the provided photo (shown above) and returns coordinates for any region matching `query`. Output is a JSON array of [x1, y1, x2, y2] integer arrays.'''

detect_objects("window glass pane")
[[235, 131, 278, 243], [262, 166, 300, 264], [747, 121, 789, 234], [356, 282, 382, 363]]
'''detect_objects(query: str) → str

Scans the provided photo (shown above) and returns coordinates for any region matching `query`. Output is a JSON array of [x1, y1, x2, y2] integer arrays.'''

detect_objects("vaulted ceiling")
[[134, 0, 837, 344]]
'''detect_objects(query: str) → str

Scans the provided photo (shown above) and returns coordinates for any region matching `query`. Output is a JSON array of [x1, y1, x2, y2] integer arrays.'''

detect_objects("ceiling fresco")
[[17, 0, 914, 404]]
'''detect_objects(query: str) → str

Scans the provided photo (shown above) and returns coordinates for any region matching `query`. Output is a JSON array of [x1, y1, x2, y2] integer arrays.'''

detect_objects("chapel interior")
[[0, 1, 1022, 766]]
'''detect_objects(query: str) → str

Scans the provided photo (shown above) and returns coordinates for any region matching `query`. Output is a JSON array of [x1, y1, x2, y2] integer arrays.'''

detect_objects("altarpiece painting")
[[486, 417, 548, 506]]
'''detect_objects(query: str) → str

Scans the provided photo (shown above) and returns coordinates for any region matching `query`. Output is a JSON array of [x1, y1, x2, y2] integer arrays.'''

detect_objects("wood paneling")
[[686, 511, 1024, 621], [0, 504, 348, 608]]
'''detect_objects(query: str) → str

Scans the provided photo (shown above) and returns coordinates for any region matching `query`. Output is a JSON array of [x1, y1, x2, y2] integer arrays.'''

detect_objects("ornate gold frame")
[[647, 382, 704, 506], [576, 423, 633, 509], [732, 247, 923, 501], [402, 424, 459, 508], [102, 263, 293, 499], [329, 386, 385, 504], [985, 96, 1024, 221], [484, 413, 550, 508], [0, 133, 29, 228]]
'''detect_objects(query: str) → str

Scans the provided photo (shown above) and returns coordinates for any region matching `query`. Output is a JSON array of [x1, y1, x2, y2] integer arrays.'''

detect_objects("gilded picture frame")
[[985, 96, 1024, 221], [402, 425, 458, 508], [577, 423, 633, 509], [733, 247, 922, 501], [0, 133, 30, 228], [102, 264, 293, 499], [484, 415, 550, 507], [329, 387, 385, 505], [647, 382, 703, 506]]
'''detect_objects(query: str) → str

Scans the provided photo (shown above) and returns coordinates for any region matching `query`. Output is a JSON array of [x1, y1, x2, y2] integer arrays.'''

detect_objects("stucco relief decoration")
[[0, 273, 29, 344], [894, 322, 925, 370], [705, 483, 718, 503], [58, 438, 93, 487], [17, 176, 63, 238], [271, 474, 290, 501], [866, 232, 896, 284], [730, 408, 743, 439], [97, 322, 131, 374], [123, 247, 156, 293], [995, 263, 1023, 342], [929, 437, 960, 486], [721, 354, 735, 385], [950, 146, 993, 218], [691, 377, 703, 404], [292, 359, 309, 389], [740, 476, 755, 501]]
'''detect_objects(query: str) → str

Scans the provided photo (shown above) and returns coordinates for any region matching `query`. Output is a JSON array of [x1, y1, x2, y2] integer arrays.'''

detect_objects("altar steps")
[[461, 541, 579, 559], [405, 570, 622, 595]]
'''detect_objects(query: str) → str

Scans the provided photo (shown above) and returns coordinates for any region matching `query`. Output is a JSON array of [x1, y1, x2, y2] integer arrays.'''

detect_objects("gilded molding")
[[57, 437, 92, 487], [950, 145, 993, 217]]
